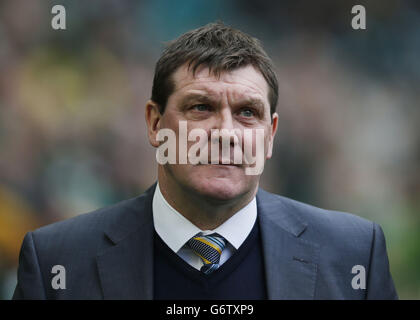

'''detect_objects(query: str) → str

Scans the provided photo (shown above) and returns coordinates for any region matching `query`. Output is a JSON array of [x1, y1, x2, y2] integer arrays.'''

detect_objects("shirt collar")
[[152, 183, 257, 253]]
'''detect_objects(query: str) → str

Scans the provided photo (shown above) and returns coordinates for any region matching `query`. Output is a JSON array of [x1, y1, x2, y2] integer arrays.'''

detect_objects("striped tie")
[[187, 234, 226, 274]]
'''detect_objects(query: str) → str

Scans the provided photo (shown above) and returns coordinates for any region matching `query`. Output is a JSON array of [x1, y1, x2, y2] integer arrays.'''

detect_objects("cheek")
[[160, 115, 178, 131], [264, 125, 275, 159], [242, 127, 269, 154]]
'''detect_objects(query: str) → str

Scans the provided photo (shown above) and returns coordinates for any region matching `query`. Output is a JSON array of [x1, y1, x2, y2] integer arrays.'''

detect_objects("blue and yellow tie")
[[187, 234, 226, 274]]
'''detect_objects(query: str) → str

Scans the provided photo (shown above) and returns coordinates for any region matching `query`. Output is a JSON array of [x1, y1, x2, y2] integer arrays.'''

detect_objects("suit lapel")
[[96, 184, 156, 299], [257, 189, 320, 299]]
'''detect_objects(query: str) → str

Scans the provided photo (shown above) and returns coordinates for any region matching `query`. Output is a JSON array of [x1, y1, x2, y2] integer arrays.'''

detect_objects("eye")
[[191, 104, 211, 112], [239, 108, 255, 117]]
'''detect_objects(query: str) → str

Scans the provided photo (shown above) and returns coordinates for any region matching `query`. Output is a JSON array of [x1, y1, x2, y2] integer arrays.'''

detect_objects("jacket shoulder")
[[258, 189, 375, 249], [30, 192, 151, 256]]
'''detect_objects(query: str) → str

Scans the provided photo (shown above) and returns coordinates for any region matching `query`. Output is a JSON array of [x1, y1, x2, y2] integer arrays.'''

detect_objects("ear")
[[266, 112, 278, 159], [145, 100, 162, 148]]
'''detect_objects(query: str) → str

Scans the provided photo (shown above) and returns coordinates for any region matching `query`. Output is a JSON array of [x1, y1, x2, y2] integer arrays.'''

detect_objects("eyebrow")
[[238, 98, 265, 110], [179, 93, 266, 111], [178, 93, 215, 107]]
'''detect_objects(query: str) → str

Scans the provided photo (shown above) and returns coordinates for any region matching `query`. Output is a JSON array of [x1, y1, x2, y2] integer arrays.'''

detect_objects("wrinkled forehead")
[[170, 63, 270, 105]]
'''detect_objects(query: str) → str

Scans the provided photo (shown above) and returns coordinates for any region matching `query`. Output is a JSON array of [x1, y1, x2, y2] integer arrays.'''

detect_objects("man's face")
[[149, 63, 278, 201]]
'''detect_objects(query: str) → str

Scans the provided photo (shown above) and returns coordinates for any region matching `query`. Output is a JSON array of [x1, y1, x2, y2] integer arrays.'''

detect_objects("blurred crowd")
[[0, 0, 419, 299]]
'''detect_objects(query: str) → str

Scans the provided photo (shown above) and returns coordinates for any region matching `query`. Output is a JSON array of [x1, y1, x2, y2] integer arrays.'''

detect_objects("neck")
[[157, 169, 257, 230]]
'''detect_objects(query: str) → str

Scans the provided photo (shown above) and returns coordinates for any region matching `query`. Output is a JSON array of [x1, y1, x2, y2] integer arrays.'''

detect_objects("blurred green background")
[[0, 0, 419, 299]]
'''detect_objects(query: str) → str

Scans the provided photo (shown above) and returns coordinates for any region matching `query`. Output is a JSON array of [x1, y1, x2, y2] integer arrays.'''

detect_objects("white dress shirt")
[[152, 183, 257, 271]]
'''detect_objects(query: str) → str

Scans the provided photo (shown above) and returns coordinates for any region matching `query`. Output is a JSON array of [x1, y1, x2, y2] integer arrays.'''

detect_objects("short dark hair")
[[151, 22, 278, 117]]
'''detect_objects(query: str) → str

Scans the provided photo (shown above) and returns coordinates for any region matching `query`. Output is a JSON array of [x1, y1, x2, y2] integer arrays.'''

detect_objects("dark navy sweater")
[[153, 220, 267, 300]]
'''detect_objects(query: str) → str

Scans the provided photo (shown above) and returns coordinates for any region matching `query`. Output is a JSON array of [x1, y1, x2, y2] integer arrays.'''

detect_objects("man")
[[13, 23, 398, 299]]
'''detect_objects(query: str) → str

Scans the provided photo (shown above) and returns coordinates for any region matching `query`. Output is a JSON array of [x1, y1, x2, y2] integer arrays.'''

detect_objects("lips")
[[202, 159, 242, 167], [205, 156, 242, 165]]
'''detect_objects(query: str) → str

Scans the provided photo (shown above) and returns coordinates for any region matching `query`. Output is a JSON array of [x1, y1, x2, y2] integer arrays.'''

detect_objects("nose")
[[217, 107, 234, 130], [212, 107, 241, 150]]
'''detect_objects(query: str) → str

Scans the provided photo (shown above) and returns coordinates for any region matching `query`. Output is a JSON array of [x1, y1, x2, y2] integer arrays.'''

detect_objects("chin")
[[166, 164, 255, 201], [187, 176, 247, 201]]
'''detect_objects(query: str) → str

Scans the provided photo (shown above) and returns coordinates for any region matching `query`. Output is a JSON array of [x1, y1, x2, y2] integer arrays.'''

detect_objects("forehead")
[[170, 63, 269, 104]]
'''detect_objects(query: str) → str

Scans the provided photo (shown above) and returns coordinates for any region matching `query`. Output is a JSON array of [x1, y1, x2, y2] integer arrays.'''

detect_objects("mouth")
[[206, 156, 244, 166], [201, 163, 242, 168]]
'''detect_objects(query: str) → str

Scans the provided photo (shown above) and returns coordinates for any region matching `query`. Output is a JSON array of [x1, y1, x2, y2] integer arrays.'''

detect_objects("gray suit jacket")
[[13, 183, 398, 299]]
